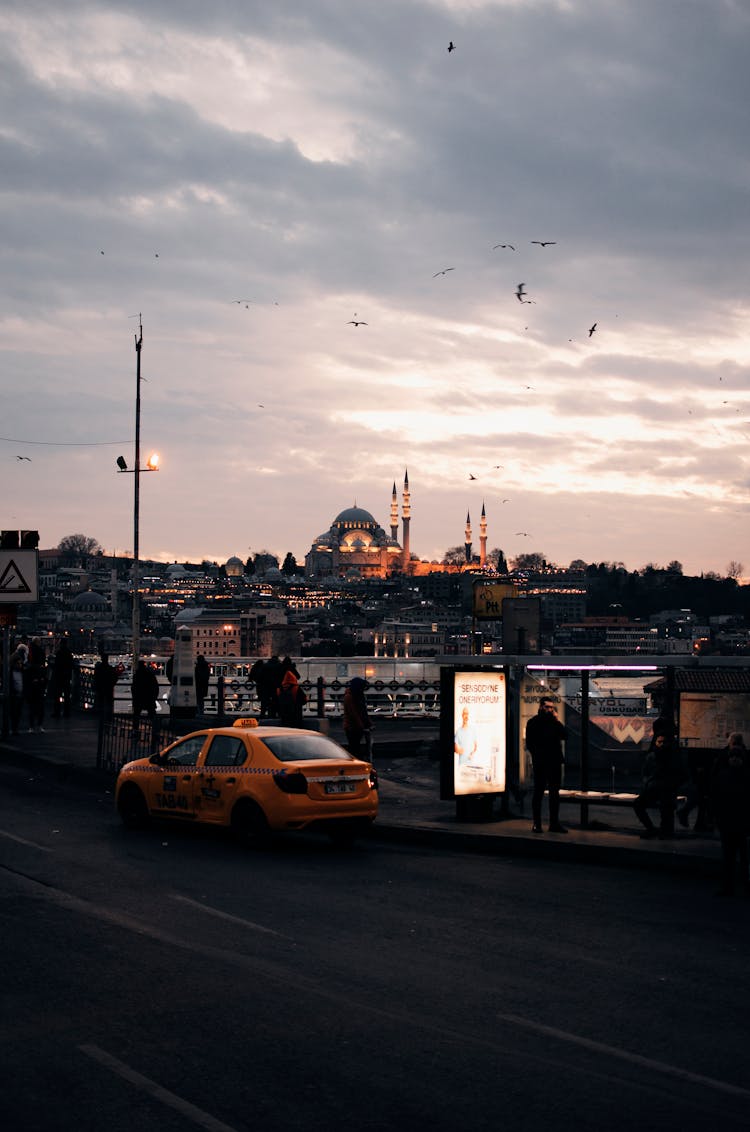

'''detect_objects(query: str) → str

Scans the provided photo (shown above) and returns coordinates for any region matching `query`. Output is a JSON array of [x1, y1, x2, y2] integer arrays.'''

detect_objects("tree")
[[511, 551, 548, 572], [58, 534, 102, 556], [726, 561, 744, 580], [281, 552, 299, 576], [488, 547, 508, 572], [667, 560, 683, 575], [442, 546, 466, 565], [245, 556, 255, 575]]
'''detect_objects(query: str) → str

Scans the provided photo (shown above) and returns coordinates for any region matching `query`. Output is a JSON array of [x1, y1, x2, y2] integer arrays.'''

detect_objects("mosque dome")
[[70, 590, 108, 609], [225, 555, 244, 577], [334, 506, 378, 528]]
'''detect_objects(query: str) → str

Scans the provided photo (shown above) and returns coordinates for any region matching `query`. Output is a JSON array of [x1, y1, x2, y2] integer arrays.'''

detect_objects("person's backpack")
[[278, 684, 298, 725]]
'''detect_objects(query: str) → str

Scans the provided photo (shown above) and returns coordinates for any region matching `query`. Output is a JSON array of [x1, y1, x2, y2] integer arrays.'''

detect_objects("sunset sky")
[[2, 1, 749, 577]]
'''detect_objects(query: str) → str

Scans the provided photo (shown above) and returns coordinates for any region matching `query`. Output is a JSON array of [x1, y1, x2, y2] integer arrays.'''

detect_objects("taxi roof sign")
[[233, 717, 259, 729]]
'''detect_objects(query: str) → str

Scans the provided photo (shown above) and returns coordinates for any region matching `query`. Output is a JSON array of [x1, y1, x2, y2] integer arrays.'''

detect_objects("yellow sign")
[[473, 582, 516, 619]]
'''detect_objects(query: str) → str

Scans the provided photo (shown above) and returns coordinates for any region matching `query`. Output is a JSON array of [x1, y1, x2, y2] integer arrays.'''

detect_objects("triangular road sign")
[[0, 558, 32, 594]]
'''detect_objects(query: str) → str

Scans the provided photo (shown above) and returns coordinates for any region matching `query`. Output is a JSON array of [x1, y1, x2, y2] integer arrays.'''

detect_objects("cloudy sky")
[[2, 0, 749, 577]]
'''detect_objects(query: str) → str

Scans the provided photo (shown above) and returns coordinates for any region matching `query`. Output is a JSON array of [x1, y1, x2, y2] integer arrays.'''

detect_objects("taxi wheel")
[[230, 799, 270, 846], [118, 784, 149, 829]]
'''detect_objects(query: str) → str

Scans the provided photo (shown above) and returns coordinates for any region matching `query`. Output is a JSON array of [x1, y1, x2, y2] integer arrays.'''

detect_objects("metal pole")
[[132, 317, 142, 677]]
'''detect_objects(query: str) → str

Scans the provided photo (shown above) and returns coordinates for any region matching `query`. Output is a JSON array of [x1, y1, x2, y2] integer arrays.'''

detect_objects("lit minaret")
[[401, 469, 411, 568], [390, 482, 398, 542], [465, 510, 472, 564], [480, 501, 487, 567]]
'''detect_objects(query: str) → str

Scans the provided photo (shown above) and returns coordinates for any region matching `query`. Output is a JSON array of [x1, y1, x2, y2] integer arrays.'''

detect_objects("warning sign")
[[0, 550, 38, 603]]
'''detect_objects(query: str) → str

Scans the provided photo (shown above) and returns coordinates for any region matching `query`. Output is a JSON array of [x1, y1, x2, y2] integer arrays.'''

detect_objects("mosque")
[[303, 470, 488, 580]]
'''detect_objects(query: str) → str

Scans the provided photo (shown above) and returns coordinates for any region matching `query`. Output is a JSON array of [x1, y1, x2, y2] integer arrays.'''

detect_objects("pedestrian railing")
[[96, 714, 180, 773]]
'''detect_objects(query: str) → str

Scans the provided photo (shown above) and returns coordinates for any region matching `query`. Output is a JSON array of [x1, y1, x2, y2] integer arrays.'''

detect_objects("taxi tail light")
[[273, 770, 308, 795], [369, 768, 379, 790]]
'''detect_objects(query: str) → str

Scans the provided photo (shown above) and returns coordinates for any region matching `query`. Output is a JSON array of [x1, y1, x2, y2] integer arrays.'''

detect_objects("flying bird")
[[433, 267, 455, 277], [348, 316, 368, 326], [516, 531, 531, 537], [588, 322, 597, 337], [501, 498, 510, 503], [448, 41, 455, 52], [16, 455, 31, 461], [531, 241, 556, 247], [515, 283, 526, 302], [469, 474, 478, 480], [493, 243, 515, 251]]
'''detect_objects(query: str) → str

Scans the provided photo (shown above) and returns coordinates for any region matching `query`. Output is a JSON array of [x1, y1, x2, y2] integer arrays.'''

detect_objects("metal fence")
[[96, 714, 181, 773]]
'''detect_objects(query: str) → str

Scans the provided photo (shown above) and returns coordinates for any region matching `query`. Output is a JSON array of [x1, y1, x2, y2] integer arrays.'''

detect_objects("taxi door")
[[194, 733, 250, 824], [143, 733, 207, 819]]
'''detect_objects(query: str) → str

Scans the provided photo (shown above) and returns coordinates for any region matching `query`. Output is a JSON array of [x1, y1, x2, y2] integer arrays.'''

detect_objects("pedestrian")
[[342, 677, 372, 758], [93, 651, 119, 719], [194, 653, 210, 715], [132, 660, 159, 727], [632, 718, 682, 839], [25, 637, 48, 733], [51, 638, 75, 718], [676, 747, 714, 832], [276, 669, 307, 727], [710, 733, 750, 897], [525, 697, 567, 833], [249, 658, 266, 717]]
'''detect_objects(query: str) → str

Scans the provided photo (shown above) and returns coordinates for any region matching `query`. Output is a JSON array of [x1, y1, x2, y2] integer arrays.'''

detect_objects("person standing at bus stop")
[[525, 697, 568, 834]]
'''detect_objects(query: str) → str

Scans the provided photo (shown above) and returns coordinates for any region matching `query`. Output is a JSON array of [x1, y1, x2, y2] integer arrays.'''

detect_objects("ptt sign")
[[473, 582, 517, 619]]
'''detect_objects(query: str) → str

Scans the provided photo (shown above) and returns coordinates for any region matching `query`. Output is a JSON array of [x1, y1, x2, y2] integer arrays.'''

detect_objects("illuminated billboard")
[[450, 669, 507, 795]]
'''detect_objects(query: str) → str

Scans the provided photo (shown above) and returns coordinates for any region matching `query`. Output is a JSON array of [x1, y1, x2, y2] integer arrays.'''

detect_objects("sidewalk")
[[0, 712, 723, 877]]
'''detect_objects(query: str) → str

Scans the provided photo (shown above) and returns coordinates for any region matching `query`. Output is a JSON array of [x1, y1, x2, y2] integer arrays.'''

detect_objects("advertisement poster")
[[453, 670, 506, 795], [519, 676, 567, 787], [679, 693, 750, 749]]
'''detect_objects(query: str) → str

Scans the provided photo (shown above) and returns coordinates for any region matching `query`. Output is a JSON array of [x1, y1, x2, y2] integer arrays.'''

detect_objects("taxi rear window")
[[262, 734, 353, 763]]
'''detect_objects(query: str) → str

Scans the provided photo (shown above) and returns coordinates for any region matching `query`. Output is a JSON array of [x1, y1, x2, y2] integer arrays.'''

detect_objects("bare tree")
[[726, 560, 744, 580], [442, 546, 466, 565], [58, 534, 103, 556]]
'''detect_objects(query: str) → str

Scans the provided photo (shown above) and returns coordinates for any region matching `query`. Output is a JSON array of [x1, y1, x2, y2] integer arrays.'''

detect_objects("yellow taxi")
[[115, 719, 378, 844]]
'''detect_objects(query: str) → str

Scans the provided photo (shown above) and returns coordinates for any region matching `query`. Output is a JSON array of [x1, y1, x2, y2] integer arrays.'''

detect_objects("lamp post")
[[117, 316, 159, 677]]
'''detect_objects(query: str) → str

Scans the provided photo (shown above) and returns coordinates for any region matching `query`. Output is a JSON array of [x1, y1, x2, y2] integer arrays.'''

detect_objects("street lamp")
[[116, 316, 159, 676]]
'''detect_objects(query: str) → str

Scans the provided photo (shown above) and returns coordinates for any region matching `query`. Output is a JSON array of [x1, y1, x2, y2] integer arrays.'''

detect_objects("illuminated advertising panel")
[[452, 670, 506, 795]]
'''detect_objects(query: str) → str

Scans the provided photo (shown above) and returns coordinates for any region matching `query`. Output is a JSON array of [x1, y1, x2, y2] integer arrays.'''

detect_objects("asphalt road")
[[1, 760, 749, 1132]]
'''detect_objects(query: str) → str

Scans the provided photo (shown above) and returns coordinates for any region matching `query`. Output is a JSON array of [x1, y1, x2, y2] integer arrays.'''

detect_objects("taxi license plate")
[[325, 780, 356, 795]]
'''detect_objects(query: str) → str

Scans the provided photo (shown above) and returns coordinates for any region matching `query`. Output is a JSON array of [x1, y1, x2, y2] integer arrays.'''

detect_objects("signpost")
[[0, 538, 38, 738]]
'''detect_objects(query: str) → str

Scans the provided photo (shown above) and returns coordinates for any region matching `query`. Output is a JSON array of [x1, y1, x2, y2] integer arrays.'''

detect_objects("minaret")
[[479, 501, 487, 567], [390, 482, 399, 542], [465, 510, 472, 564], [401, 469, 411, 568]]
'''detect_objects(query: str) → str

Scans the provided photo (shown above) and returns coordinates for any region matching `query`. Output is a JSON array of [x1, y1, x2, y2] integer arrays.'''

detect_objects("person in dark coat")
[[525, 697, 567, 833], [194, 654, 210, 714], [711, 733, 750, 897], [342, 677, 372, 758], [633, 718, 682, 839], [25, 637, 48, 733], [132, 661, 159, 725], [94, 652, 119, 719]]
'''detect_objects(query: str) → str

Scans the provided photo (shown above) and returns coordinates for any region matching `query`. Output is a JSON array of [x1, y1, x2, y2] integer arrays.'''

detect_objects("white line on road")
[[170, 893, 289, 937], [0, 829, 51, 852], [496, 1012, 750, 1100], [79, 1044, 238, 1132]]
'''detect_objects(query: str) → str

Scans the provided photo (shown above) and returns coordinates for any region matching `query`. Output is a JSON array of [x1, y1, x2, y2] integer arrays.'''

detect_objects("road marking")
[[79, 1044, 238, 1131], [170, 893, 289, 937], [0, 829, 50, 852], [496, 1013, 750, 1100]]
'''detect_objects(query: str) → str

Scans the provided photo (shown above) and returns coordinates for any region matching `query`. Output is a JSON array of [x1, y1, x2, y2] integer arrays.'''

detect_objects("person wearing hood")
[[276, 669, 307, 727], [343, 677, 372, 758]]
